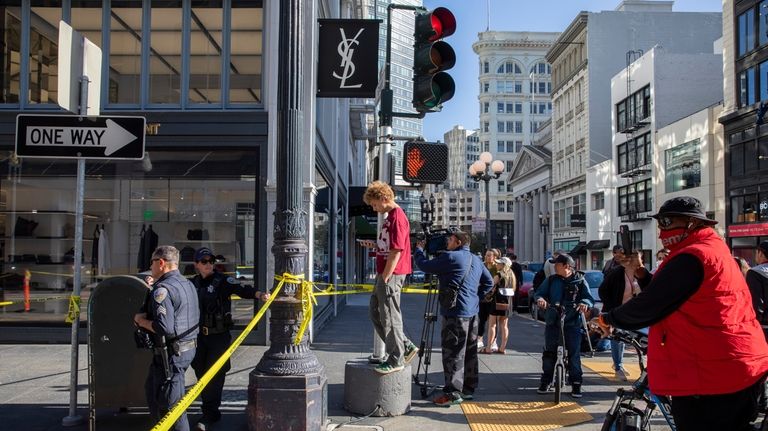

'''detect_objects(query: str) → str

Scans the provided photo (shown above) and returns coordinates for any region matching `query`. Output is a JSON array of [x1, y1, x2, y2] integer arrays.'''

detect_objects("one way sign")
[[16, 115, 146, 160]]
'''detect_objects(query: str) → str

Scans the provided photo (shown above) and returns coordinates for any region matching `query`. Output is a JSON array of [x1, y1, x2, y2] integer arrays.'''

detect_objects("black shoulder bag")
[[439, 254, 473, 309]]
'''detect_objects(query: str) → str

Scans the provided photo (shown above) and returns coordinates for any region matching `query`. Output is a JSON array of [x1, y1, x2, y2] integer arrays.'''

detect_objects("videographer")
[[414, 230, 493, 406], [134, 245, 199, 431], [595, 196, 768, 431]]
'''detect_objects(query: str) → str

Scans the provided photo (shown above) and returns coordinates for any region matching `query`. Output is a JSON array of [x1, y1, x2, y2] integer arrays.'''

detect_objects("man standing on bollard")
[[360, 181, 419, 374], [190, 247, 269, 431], [414, 230, 494, 406], [134, 245, 199, 431]]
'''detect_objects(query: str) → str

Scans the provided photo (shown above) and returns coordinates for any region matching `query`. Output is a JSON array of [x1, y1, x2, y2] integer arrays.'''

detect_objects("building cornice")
[[546, 12, 588, 62]]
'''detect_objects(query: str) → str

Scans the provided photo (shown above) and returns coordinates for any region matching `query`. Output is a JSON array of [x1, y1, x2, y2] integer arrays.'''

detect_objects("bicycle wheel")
[[554, 364, 563, 404]]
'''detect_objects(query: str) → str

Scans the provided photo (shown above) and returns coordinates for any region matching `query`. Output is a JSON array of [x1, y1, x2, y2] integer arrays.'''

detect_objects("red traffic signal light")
[[402, 141, 448, 184], [412, 7, 456, 114]]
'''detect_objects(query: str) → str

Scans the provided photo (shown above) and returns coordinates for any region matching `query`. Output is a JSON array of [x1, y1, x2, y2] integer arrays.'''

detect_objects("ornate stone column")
[[247, 0, 327, 429]]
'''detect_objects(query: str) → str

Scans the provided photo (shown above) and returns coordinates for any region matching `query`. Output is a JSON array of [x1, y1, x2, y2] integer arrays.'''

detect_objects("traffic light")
[[402, 141, 448, 184], [412, 7, 456, 114]]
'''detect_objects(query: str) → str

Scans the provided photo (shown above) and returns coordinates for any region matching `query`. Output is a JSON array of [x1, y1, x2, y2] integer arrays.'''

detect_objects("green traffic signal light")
[[412, 7, 456, 114]]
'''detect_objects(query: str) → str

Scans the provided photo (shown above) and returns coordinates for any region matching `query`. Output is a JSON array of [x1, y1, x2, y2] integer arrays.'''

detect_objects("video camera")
[[413, 226, 462, 256]]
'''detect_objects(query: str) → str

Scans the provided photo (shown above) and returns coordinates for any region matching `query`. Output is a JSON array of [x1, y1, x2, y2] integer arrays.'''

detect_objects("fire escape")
[[619, 50, 652, 223]]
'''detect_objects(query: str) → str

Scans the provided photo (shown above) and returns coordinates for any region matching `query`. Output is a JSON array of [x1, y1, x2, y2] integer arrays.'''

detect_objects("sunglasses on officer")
[[197, 258, 215, 265]]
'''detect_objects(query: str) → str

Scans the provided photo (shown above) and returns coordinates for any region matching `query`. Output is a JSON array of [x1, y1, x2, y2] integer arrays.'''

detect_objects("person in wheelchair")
[[533, 254, 593, 398], [595, 196, 768, 431]]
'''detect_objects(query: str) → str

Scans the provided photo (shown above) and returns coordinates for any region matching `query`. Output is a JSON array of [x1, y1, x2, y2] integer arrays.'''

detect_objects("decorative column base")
[[247, 370, 327, 431]]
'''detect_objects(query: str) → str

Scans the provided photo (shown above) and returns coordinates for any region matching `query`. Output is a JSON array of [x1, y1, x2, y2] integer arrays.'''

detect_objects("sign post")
[[40, 20, 143, 428]]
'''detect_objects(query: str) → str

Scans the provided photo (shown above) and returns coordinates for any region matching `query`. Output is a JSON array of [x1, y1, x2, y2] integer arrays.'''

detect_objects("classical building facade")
[[472, 31, 558, 250]]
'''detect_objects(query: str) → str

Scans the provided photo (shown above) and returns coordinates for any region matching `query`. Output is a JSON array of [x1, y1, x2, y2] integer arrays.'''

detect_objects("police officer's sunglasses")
[[197, 258, 215, 265]]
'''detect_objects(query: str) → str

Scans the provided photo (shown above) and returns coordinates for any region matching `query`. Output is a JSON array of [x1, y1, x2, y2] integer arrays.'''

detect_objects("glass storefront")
[[0, 150, 259, 325], [1, 1, 263, 109]]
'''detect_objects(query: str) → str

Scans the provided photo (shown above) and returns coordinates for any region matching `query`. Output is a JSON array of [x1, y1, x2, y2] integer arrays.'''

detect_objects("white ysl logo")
[[334, 28, 364, 88]]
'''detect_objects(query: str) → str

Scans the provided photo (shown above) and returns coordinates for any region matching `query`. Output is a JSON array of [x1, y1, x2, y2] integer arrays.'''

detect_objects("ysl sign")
[[317, 19, 380, 98]]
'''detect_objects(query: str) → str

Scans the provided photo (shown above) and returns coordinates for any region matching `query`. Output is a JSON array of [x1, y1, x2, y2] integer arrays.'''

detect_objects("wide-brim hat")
[[650, 196, 718, 225]]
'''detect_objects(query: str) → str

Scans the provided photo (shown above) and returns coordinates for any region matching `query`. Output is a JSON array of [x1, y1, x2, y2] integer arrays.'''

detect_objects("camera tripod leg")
[[413, 280, 442, 398]]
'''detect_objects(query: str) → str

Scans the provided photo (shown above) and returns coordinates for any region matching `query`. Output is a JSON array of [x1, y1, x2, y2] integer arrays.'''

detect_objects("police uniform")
[[191, 270, 258, 422], [143, 269, 199, 431]]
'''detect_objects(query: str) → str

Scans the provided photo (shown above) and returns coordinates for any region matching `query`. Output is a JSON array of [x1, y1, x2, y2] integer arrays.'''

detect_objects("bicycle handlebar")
[[609, 328, 648, 354]]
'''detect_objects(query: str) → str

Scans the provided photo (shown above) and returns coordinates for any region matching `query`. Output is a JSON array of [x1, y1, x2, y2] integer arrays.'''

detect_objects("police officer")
[[134, 245, 199, 431], [190, 247, 269, 431]]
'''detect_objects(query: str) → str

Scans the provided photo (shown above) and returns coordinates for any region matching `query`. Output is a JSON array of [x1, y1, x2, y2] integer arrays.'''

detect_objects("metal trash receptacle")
[[88, 275, 154, 421]]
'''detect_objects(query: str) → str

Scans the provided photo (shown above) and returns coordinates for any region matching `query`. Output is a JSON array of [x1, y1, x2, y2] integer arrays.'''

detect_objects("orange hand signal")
[[406, 147, 426, 180]]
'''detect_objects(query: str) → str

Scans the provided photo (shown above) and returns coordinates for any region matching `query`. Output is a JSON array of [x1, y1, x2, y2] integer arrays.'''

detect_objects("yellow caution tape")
[[0, 301, 12, 306], [65, 295, 81, 323], [151, 275, 284, 431], [0, 295, 70, 307], [272, 273, 316, 346]]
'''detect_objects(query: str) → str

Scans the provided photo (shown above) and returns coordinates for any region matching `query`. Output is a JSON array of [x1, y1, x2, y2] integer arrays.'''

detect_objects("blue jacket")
[[414, 246, 494, 318], [533, 272, 594, 328]]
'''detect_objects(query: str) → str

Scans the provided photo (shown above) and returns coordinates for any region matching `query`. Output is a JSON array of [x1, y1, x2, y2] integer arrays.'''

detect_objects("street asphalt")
[[0, 293, 674, 431]]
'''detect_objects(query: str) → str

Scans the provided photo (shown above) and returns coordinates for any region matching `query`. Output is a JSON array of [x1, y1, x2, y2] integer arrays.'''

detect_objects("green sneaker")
[[374, 362, 404, 374], [404, 344, 419, 364]]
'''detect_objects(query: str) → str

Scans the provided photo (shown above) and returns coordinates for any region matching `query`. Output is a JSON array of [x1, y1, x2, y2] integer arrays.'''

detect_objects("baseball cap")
[[194, 247, 215, 262], [494, 257, 512, 266], [552, 254, 575, 267]]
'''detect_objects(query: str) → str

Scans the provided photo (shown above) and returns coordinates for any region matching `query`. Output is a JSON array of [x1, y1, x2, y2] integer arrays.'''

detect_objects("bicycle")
[[550, 304, 569, 404], [601, 328, 675, 431]]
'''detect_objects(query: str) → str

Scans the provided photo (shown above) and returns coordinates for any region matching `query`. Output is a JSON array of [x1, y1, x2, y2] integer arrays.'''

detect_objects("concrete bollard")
[[343, 360, 411, 417]]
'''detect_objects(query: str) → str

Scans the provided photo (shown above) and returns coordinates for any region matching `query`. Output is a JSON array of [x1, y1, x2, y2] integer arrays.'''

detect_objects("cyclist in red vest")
[[595, 196, 768, 431]]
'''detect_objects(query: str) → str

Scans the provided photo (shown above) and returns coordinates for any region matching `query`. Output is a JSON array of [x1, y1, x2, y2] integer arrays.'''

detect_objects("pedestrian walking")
[[479, 248, 500, 351], [482, 256, 515, 355]]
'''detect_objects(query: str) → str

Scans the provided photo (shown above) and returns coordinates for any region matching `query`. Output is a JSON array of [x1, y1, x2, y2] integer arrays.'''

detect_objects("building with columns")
[[472, 31, 558, 249], [508, 119, 552, 264]]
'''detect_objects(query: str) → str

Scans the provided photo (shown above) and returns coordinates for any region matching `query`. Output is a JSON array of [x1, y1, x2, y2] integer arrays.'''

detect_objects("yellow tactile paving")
[[460, 401, 593, 431], [581, 358, 641, 382]]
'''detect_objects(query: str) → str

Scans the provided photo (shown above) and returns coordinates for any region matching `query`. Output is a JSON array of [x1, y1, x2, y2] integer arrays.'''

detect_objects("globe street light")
[[469, 151, 504, 250], [539, 211, 550, 259]]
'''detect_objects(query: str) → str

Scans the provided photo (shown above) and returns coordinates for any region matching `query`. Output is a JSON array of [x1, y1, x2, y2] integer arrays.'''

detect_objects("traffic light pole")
[[369, 3, 427, 364]]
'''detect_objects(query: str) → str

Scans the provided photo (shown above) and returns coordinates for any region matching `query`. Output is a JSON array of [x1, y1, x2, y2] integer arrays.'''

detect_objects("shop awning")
[[585, 239, 610, 250], [569, 241, 587, 255], [354, 217, 377, 239]]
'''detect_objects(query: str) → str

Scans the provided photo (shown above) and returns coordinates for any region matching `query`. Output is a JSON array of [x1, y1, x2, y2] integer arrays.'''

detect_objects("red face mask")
[[658, 227, 687, 248]]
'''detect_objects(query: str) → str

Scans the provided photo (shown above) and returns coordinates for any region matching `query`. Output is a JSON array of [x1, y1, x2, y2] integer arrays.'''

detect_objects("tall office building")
[[370, 0, 423, 220], [472, 31, 558, 247]]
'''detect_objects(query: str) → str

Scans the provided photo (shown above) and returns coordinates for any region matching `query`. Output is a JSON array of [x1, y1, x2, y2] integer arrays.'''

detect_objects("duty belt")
[[176, 339, 197, 353], [201, 326, 228, 336]]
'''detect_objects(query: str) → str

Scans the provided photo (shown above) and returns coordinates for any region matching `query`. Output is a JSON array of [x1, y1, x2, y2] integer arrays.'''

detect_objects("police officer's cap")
[[194, 247, 215, 262]]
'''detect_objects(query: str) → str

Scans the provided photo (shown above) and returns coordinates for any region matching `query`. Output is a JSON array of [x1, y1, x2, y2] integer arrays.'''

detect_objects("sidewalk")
[[0, 293, 671, 431]]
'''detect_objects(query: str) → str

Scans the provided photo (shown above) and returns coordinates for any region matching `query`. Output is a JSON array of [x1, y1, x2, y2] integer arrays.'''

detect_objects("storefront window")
[[149, 1, 182, 104], [313, 172, 330, 284], [0, 150, 258, 325], [189, 1, 222, 104], [229, 0, 262, 104], [732, 193, 759, 223], [28, 0, 61, 105], [109, 0, 142, 105], [0, 2, 22, 103]]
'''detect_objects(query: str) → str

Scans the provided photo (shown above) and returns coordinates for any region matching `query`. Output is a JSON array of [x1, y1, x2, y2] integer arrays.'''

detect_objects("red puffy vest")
[[649, 228, 768, 396]]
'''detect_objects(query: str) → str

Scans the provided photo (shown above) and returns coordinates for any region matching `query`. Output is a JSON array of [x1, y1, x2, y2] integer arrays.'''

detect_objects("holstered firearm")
[[152, 335, 172, 381]]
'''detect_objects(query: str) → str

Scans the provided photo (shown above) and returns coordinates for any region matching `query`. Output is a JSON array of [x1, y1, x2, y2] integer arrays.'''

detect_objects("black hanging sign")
[[317, 19, 381, 98]]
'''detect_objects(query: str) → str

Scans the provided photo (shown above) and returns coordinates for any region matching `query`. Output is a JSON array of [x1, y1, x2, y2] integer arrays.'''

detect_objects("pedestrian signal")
[[402, 141, 448, 184]]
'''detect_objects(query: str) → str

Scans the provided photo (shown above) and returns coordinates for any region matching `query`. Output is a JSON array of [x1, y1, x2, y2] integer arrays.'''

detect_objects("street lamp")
[[420, 193, 436, 230], [469, 151, 504, 250], [539, 211, 550, 259]]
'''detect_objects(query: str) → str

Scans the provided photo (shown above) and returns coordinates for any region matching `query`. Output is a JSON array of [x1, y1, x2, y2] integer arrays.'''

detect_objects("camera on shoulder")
[[421, 226, 461, 256]]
